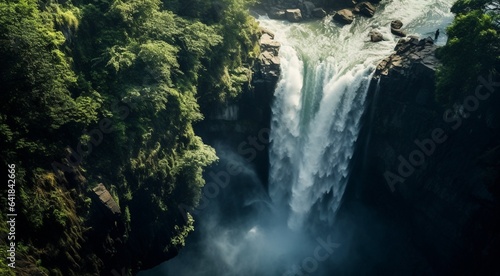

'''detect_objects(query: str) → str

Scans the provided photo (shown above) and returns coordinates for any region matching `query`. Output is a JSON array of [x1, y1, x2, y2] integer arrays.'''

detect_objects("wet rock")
[[369, 30, 384, 42], [286, 8, 302, 22], [269, 7, 286, 20], [355, 2, 376, 17], [333, 9, 354, 24], [312, 8, 327, 18], [391, 20, 403, 29], [391, 28, 407, 37], [390, 20, 407, 37], [299, 1, 316, 18]]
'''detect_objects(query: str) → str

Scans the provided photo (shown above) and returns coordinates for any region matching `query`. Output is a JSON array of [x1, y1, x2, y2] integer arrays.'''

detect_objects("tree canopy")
[[0, 0, 260, 274], [436, 0, 500, 102]]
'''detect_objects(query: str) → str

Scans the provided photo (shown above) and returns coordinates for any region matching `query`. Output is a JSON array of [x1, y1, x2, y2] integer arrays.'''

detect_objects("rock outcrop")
[[333, 9, 354, 24], [345, 35, 500, 275], [376, 36, 438, 76], [257, 29, 281, 82]]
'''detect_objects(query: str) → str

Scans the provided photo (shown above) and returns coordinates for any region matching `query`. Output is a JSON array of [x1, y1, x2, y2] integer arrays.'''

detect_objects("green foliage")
[[170, 213, 195, 248], [436, 0, 500, 102], [0, 0, 260, 273]]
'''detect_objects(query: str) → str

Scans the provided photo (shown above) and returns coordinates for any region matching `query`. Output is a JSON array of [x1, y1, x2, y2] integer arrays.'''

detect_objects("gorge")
[[1, 0, 499, 275], [139, 0, 498, 275]]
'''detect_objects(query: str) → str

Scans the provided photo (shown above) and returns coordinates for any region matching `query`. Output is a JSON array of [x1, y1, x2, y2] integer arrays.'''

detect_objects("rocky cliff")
[[194, 29, 280, 187], [343, 37, 500, 274]]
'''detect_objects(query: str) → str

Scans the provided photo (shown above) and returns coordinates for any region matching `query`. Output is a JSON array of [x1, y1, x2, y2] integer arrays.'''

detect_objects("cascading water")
[[142, 1, 456, 275], [264, 0, 455, 231]]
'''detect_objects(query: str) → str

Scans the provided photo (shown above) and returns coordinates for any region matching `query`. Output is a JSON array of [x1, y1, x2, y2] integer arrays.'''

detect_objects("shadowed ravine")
[[139, 1, 455, 275]]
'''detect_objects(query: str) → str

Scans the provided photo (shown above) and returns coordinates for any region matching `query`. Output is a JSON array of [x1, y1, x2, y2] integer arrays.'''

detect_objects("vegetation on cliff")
[[436, 0, 499, 102], [0, 0, 260, 274]]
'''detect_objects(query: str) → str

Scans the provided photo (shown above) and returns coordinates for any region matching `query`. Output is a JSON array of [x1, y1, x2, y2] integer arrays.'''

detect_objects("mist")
[[139, 141, 342, 276]]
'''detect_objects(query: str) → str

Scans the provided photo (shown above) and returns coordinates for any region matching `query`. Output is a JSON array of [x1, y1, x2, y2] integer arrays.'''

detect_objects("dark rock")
[[359, 32, 500, 275], [312, 8, 327, 18], [369, 30, 384, 42], [299, 1, 316, 18], [391, 27, 407, 37], [333, 9, 354, 24], [269, 7, 286, 20], [391, 19, 404, 29], [355, 2, 376, 17], [375, 37, 438, 76], [286, 9, 302, 22], [390, 20, 407, 37], [418, 36, 435, 46], [327, 0, 357, 9]]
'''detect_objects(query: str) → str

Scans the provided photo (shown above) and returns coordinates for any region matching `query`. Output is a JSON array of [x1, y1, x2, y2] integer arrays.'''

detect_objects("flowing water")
[[264, 0, 455, 231], [141, 1, 456, 275]]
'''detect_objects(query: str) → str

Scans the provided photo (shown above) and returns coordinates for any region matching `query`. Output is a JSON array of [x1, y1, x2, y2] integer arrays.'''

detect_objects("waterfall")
[[260, 0, 456, 230], [147, 1, 457, 275]]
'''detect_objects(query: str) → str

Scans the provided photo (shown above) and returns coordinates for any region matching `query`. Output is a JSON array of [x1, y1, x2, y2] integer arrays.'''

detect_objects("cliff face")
[[195, 29, 280, 186], [349, 37, 500, 274]]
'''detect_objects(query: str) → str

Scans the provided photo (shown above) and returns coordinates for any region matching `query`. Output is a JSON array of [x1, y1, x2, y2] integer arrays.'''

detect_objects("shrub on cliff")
[[0, 0, 260, 274], [436, 0, 499, 103]]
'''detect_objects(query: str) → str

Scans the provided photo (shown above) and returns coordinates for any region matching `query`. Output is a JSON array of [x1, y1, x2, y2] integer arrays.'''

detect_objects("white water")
[[262, 0, 456, 230], [143, 1, 456, 275]]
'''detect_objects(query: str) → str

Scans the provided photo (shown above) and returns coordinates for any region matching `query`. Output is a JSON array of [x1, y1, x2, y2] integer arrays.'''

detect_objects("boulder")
[[286, 9, 302, 22], [391, 27, 407, 37], [355, 2, 376, 17], [390, 20, 406, 37], [269, 8, 286, 20], [390, 20, 404, 29], [299, 1, 316, 18], [333, 9, 354, 24], [312, 8, 327, 18], [369, 30, 384, 42]]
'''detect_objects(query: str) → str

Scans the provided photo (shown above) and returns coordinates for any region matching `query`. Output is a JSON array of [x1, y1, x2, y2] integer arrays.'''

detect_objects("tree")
[[436, 0, 500, 102]]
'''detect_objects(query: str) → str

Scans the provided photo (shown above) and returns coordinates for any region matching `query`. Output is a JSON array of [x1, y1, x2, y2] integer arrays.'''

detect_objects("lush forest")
[[0, 0, 259, 274]]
